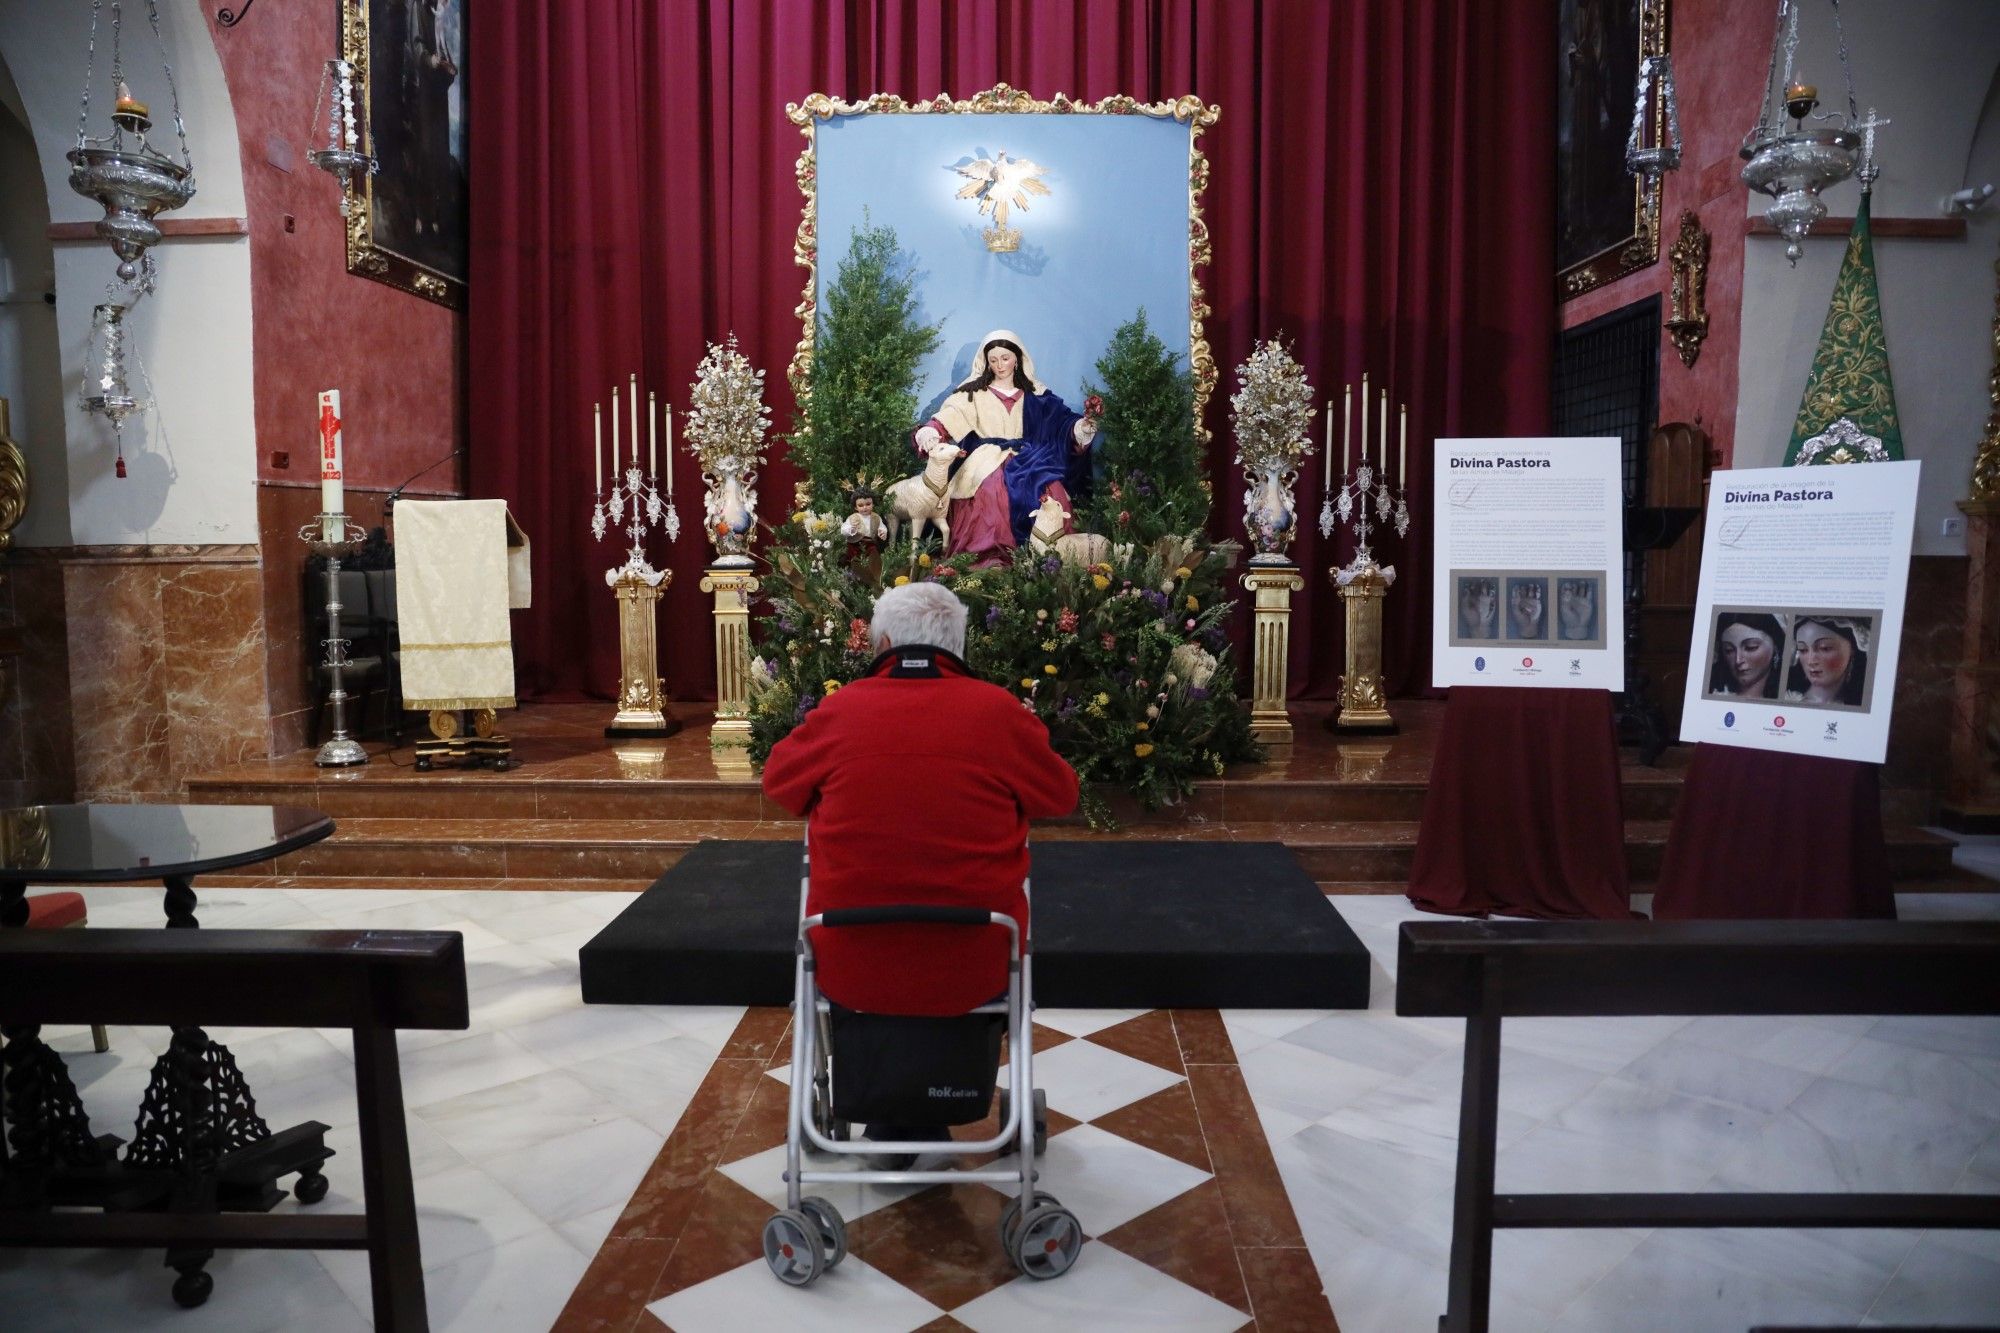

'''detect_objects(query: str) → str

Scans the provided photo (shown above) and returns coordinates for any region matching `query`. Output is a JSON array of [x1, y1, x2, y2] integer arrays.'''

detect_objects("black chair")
[[305, 565, 386, 746]]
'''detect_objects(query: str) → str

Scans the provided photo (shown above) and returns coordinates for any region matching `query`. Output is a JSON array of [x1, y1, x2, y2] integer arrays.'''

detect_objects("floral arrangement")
[[747, 532, 1256, 827], [1229, 338, 1317, 562], [685, 333, 772, 564]]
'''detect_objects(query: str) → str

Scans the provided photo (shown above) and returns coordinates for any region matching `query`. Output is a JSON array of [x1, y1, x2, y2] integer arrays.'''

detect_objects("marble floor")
[[4, 877, 2000, 1331]]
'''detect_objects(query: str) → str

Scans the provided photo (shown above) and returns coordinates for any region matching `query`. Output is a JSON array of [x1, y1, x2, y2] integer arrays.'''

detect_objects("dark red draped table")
[[1408, 687, 1635, 920], [1651, 742, 1896, 919]]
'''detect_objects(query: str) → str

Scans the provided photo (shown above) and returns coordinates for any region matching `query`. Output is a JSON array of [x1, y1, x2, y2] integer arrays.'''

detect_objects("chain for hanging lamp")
[[66, 0, 197, 287]]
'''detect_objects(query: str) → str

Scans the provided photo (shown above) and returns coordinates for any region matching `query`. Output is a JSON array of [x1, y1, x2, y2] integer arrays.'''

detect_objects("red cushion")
[[24, 892, 87, 930]]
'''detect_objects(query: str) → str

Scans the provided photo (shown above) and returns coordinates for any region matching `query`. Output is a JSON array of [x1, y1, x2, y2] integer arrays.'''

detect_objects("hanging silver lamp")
[[1740, 0, 1868, 265], [307, 57, 376, 213], [66, 0, 196, 286], [1626, 53, 1682, 186], [79, 302, 150, 477]]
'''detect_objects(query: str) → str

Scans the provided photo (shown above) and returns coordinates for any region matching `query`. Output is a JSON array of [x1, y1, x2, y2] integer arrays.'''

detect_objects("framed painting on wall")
[[1557, 0, 1668, 300], [341, 0, 467, 309], [787, 85, 1220, 439]]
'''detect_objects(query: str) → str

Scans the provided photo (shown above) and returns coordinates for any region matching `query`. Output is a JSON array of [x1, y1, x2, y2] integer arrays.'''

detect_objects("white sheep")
[[886, 440, 964, 548]]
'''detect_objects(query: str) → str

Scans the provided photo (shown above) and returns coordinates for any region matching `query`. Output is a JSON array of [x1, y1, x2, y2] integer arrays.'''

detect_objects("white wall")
[[1735, 0, 2000, 557], [0, 0, 255, 546]]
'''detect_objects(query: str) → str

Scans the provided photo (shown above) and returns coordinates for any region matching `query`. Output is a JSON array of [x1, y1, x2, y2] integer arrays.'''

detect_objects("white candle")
[[1379, 389, 1389, 472], [649, 390, 658, 479], [317, 389, 343, 541], [1399, 404, 1408, 486], [664, 403, 674, 496], [610, 384, 620, 478], [629, 374, 639, 480], [1323, 400, 1333, 489], [1342, 383, 1351, 478], [1359, 372, 1369, 471], [594, 402, 602, 494]]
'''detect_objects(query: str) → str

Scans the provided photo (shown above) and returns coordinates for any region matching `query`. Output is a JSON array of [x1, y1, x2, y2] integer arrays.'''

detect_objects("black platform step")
[[579, 840, 1372, 1010]]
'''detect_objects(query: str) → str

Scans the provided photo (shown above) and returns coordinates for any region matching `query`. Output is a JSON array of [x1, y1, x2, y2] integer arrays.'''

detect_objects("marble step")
[[181, 765, 1939, 828], [265, 815, 1960, 886]]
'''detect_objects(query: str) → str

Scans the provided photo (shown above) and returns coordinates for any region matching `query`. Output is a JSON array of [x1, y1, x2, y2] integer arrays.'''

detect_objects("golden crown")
[[982, 225, 1022, 254]]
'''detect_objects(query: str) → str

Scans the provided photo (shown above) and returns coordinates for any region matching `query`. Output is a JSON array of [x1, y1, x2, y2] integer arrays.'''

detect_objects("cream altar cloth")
[[395, 499, 532, 711]]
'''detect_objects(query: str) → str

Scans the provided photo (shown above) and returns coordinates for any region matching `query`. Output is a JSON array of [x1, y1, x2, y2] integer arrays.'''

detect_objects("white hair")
[[870, 581, 967, 657]]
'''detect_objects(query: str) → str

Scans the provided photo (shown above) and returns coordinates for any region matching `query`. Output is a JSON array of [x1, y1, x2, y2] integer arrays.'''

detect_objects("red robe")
[[762, 646, 1080, 1014]]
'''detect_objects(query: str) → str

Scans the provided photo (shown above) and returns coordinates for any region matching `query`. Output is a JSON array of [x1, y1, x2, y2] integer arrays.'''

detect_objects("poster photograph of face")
[[1700, 608, 1879, 713]]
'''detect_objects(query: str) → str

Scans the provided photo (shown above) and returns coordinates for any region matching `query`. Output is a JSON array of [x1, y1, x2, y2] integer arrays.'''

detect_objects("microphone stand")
[[381, 449, 462, 529]]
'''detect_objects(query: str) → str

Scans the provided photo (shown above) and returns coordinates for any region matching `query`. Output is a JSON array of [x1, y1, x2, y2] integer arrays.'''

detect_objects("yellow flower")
[[792, 511, 808, 524], [1174, 566, 1192, 579], [917, 553, 932, 567], [1044, 663, 1058, 675], [1092, 574, 1110, 590], [822, 679, 840, 693], [893, 575, 910, 586], [1094, 692, 1110, 706], [1134, 742, 1155, 758], [1020, 677, 1035, 689], [1135, 722, 1149, 732], [1186, 595, 1199, 611]]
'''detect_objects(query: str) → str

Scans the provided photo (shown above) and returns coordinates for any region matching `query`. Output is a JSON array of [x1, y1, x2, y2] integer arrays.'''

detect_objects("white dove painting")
[[951, 150, 1052, 251]]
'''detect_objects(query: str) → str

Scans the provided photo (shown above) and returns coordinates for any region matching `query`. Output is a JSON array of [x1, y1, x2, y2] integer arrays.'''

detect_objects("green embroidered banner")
[[1784, 192, 1904, 465]]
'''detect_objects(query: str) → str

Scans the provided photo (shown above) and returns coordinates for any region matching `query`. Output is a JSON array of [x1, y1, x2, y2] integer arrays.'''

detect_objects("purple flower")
[[1041, 555, 1062, 576], [793, 693, 819, 725], [1189, 686, 1211, 701], [985, 605, 1004, 628], [1143, 589, 1169, 611], [1057, 696, 1079, 719], [777, 616, 798, 634]]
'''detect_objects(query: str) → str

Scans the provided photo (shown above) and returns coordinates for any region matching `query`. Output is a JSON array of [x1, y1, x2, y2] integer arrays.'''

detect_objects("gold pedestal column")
[[1330, 562, 1397, 733], [701, 566, 760, 749], [1240, 565, 1305, 746], [605, 566, 679, 738]]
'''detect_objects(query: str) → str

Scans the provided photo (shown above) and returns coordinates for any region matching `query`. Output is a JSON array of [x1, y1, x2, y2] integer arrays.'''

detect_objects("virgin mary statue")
[[912, 330, 1098, 558]]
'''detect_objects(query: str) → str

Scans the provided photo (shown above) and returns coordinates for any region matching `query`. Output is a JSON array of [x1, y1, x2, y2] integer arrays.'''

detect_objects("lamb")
[[886, 440, 964, 548], [1027, 494, 1112, 566]]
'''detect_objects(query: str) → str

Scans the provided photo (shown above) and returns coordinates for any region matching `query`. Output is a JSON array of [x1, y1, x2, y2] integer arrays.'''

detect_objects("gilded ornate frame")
[[1559, 0, 1670, 301], [785, 84, 1221, 440], [338, 0, 465, 309]]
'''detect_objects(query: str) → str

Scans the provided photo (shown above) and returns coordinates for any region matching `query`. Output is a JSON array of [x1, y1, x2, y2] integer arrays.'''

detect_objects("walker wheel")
[[293, 1171, 329, 1205], [797, 1195, 848, 1269], [995, 1088, 1049, 1155], [761, 1209, 826, 1286], [997, 1190, 1062, 1252], [1010, 1200, 1082, 1279]]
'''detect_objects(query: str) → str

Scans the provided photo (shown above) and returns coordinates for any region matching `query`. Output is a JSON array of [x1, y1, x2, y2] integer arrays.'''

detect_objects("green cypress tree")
[[790, 218, 942, 505], [1081, 309, 1208, 541]]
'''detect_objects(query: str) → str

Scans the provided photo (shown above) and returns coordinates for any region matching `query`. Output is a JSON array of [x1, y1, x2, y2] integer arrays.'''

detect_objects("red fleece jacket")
[[761, 646, 1079, 1014]]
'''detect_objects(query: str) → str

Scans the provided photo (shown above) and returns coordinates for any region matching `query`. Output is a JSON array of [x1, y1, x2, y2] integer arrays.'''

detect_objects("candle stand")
[[592, 453, 681, 739], [300, 513, 370, 766], [1320, 456, 1409, 735]]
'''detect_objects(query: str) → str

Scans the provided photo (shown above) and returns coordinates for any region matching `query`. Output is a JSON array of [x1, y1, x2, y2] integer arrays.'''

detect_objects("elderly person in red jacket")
[[763, 580, 1079, 1155]]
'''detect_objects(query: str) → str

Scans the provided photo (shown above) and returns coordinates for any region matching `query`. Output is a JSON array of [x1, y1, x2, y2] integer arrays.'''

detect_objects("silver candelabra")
[[1320, 460, 1409, 577], [592, 461, 680, 581], [300, 512, 369, 767]]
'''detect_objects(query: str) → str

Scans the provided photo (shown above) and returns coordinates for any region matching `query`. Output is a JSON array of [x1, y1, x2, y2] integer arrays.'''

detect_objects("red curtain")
[[469, 0, 1555, 701]]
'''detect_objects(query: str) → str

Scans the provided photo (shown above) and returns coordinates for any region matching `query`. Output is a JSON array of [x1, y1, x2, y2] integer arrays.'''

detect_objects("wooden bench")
[[1395, 919, 2000, 1333], [0, 928, 468, 1330]]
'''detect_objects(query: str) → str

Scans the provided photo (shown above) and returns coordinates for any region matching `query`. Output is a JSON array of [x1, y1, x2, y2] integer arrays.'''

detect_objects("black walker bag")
[[827, 1008, 1004, 1126]]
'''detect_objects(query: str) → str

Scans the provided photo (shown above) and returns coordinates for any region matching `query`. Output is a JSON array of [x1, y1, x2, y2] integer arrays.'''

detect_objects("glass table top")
[[0, 804, 332, 881]]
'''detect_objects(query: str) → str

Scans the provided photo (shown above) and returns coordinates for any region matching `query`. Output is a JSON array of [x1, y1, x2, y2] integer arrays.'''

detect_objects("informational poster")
[[1679, 461, 1920, 763], [1431, 438, 1626, 690]]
